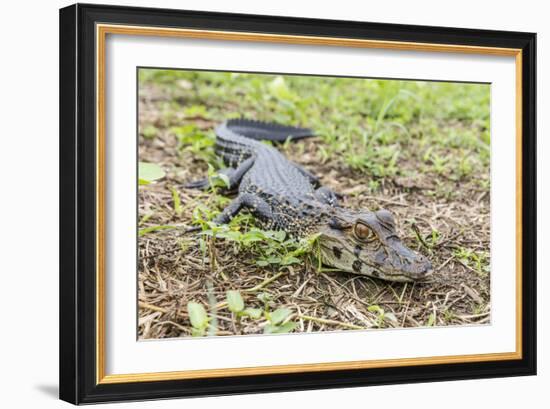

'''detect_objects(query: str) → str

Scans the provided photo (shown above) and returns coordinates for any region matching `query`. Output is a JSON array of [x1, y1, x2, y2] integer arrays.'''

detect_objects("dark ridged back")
[[224, 119, 313, 142], [214, 119, 314, 167]]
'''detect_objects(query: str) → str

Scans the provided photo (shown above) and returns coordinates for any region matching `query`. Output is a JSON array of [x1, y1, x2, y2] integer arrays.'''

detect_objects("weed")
[[138, 162, 165, 185], [187, 302, 209, 337], [453, 247, 490, 277], [367, 305, 398, 328]]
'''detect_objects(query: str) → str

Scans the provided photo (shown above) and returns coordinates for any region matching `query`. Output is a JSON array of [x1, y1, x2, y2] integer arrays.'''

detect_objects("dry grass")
[[137, 72, 491, 340]]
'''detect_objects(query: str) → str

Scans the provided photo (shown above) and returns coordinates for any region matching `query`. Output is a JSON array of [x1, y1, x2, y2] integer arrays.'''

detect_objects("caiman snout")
[[375, 237, 433, 281], [397, 252, 433, 280]]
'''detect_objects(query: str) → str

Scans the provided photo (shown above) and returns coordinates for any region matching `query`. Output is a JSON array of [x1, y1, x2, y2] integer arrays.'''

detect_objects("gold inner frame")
[[96, 23, 523, 385]]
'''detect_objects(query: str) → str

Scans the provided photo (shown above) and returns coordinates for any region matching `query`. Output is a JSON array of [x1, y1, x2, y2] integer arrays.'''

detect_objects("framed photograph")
[[59, 3, 536, 404]]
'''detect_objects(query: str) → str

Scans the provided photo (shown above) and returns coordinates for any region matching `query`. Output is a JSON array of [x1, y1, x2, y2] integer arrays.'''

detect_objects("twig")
[[433, 230, 464, 249], [139, 301, 179, 316], [461, 283, 484, 304], [300, 315, 366, 330], [156, 320, 189, 332], [436, 255, 454, 272], [361, 196, 410, 206], [455, 258, 481, 275], [243, 272, 286, 293], [401, 301, 410, 327], [411, 223, 432, 252], [458, 312, 490, 319], [405, 315, 421, 326]]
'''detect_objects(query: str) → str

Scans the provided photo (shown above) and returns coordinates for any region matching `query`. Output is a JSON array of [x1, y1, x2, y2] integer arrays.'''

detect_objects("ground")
[[137, 69, 491, 339]]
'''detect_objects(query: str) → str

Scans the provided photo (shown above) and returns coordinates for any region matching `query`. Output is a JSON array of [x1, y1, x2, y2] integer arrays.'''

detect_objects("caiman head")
[[318, 208, 432, 282]]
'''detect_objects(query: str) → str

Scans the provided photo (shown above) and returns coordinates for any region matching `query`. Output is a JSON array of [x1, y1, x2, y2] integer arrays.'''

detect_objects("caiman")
[[188, 119, 433, 282]]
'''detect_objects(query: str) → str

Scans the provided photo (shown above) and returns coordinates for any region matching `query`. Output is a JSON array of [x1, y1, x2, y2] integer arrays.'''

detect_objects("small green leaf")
[[138, 225, 177, 236], [242, 308, 262, 319], [216, 231, 242, 241], [281, 256, 300, 265], [263, 324, 277, 334], [216, 173, 231, 188], [256, 260, 269, 267], [191, 327, 206, 337], [263, 321, 297, 334], [427, 313, 436, 327], [270, 230, 286, 242], [226, 290, 244, 313], [367, 305, 383, 314], [141, 125, 158, 139], [267, 256, 282, 264], [208, 172, 231, 189], [139, 162, 165, 184], [272, 321, 297, 334], [187, 302, 208, 329], [269, 308, 292, 325], [385, 312, 398, 323], [171, 187, 182, 216], [268, 76, 296, 102], [183, 105, 210, 118]]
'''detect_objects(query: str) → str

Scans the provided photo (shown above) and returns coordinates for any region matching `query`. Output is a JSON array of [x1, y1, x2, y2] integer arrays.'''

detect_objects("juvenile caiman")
[[188, 119, 433, 282]]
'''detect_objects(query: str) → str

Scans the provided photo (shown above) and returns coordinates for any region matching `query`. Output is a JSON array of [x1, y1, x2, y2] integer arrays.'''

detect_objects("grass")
[[137, 69, 491, 339], [139, 70, 489, 182]]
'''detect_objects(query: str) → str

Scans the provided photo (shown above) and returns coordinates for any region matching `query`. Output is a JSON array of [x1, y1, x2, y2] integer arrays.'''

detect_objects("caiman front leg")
[[214, 193, 273, 225], [185, 157, 255, 191], [314, 186, 342, 207]]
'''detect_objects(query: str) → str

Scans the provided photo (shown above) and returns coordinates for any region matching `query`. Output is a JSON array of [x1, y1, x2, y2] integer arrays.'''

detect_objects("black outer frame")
[[59, 3, 536, 405]]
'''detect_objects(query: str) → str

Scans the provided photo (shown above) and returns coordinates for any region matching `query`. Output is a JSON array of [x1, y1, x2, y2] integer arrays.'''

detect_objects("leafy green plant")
[[453, 247, 490, 277], [367, 305, 397, 328], [187, 301, 209, 337], [138, 224, 178, 237], [138, 162, 165, 185], [198, 222, 320, 269], [427, 312, 436, 327], [223, 290, 295, 334], [171, 187, 183, 216], [206, 164, 231, 192], [268, 76, 297, 103], [226, 290, 262, 319], [264, 308, 296, 334], [183, 105, 211, 119], [171, 124, 216, 163], [429, 229, 441, 247], [141, 124, 158, 139], [428, 152, 450, 175]]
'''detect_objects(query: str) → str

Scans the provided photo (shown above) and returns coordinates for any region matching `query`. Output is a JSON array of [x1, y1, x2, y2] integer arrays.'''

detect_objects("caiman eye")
[[354, 223, 375, 242]]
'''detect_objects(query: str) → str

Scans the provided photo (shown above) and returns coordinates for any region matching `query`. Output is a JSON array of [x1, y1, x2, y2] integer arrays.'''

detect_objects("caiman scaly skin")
[[189, 119, 433, 282]]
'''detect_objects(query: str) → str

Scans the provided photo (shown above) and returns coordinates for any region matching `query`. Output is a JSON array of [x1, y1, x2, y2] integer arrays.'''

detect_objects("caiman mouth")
[[319, 240, 432, 282]]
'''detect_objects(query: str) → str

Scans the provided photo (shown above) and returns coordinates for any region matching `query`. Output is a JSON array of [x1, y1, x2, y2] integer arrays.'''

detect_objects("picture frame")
[[59, 3, 536, 404]]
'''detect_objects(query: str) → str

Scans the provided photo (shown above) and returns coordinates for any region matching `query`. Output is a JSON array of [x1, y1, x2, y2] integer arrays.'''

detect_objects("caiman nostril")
[[422, 259, 434, 276]]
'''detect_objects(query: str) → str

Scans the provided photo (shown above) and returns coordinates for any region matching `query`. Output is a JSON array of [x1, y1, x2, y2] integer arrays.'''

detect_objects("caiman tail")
[[214, 119, 314, 167], [220, 119, 314, 142]]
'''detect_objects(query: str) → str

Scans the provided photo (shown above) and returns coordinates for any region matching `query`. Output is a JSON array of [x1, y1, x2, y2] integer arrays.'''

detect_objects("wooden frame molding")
[[95, 23, 523, 385]]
